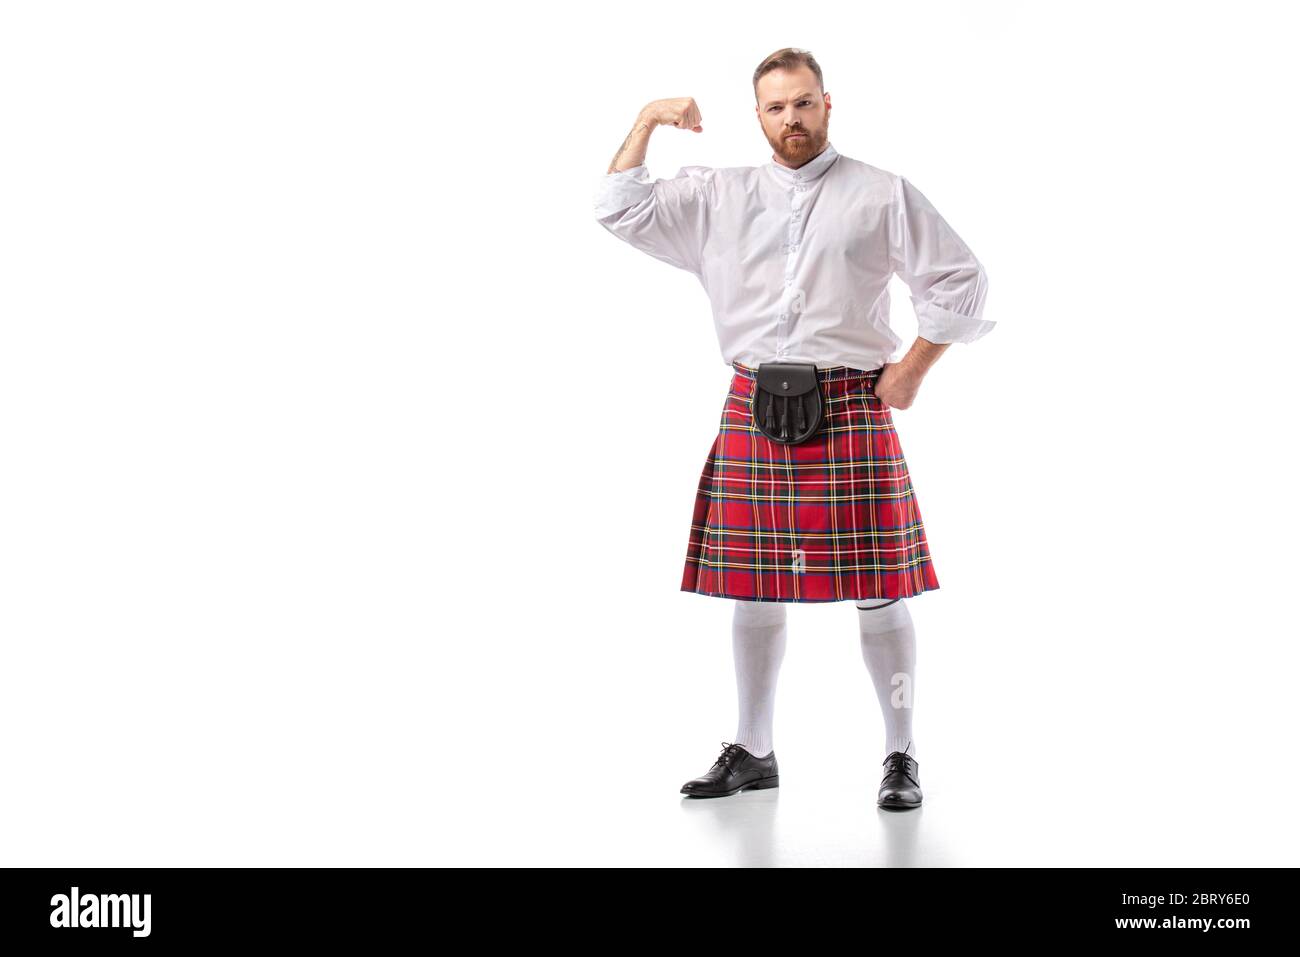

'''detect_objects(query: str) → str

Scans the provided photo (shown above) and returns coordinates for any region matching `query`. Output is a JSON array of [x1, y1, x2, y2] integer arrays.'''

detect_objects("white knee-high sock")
[[855, 598, 917, 761], [731, 599, 788, 759]]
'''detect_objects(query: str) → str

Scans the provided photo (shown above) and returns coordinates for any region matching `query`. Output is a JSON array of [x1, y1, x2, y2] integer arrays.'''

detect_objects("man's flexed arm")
[[606, 98, 703, 173], [593, 99, 714, 276]]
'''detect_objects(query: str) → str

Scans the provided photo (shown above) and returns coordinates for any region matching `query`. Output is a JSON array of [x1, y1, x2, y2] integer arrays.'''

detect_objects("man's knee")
[[734, 599, 787, 627], [855, 597, 902, 611], [856, 596, 911, 633]]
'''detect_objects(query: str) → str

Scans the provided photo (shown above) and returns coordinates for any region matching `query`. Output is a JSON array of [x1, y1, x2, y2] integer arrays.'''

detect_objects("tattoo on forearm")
[[608, 121, 651, 174]]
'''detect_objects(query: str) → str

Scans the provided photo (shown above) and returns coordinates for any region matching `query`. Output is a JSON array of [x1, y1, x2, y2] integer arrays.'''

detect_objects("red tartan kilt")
[[681, 361, 941, 603]]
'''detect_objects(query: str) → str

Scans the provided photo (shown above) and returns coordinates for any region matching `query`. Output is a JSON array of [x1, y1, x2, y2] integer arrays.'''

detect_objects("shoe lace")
[[710, 741, 747, 770], [881, 742, 918, 786]]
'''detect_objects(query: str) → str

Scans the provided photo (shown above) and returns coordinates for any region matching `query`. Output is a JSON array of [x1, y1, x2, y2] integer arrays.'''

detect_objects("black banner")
[[0, 866, 1289, 944]]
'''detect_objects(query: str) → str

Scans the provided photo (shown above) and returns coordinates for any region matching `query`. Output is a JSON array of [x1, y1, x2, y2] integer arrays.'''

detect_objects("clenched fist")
[[874, 362, 922, 410], [640, 97, 703, 133]]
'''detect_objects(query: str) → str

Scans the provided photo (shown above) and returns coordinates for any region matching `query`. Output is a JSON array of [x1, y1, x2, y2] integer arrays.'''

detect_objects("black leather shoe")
[[680, 741, 779, 797], [877, 751, 923, 809]]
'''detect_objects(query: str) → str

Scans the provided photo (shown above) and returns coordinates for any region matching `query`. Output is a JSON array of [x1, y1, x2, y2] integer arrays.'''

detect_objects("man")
[[592, 48, 992, 809]]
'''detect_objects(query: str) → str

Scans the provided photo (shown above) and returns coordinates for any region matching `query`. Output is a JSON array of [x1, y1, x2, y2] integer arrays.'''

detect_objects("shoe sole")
[[877, 799, 922, 810], [680, 774, 780, 798]]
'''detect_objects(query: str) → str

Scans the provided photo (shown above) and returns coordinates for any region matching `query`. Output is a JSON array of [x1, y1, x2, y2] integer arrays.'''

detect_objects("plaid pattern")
[[681, 361, 941, 603]]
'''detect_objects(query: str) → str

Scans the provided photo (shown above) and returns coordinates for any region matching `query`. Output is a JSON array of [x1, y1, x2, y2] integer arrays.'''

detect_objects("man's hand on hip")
[[875, 338, 951, 410]]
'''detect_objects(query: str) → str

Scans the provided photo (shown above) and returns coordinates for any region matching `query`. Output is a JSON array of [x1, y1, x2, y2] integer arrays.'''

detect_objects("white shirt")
[[592, 140, 992, 370]]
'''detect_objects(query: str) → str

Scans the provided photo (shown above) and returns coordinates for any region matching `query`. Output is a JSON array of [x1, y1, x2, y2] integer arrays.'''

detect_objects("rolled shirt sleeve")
[[888, 174, 993, 344], [593, 164, 715, 276]]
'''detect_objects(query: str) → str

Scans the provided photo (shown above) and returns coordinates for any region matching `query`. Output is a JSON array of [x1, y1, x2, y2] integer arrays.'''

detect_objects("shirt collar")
[[766, 141, 839, 187]]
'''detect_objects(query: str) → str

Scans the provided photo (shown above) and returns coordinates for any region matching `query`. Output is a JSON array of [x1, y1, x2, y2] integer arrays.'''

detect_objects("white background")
[[2, 1, 1297, 866]]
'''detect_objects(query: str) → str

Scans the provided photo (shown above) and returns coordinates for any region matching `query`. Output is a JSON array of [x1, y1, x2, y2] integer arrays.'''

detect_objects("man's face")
[[755, 66, 831, 167]]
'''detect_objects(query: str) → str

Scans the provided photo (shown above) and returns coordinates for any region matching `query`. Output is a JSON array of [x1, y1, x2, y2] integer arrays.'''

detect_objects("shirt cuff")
[[593, 165, 653, 219], [913, 302, 996, 344]]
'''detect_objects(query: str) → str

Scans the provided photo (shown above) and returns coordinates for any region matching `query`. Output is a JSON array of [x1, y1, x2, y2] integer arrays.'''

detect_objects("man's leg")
[[731, 599, 788, 759], [855, 598, 917, 760]]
